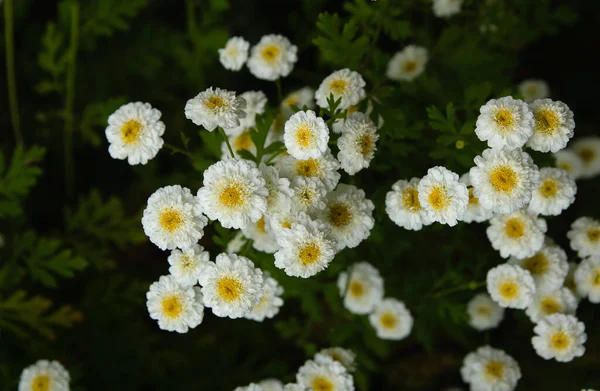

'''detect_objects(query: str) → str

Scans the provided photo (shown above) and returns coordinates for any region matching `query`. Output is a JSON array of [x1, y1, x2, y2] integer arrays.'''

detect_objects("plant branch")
[[4, 0, 23, 145]]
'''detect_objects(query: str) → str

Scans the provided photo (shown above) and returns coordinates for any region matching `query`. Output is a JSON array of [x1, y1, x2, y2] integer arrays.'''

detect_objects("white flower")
[[316, 68, 366, 111], [486, 264, 536, 309], [418, 166, 468, 226], [221, 128, 257, 159], [518, 79, 550, 103], [571, 137, 600, 178], [337, 262, 384, 315], [239, 90, 268, 128], [319, 184, 374, 250], [247, 34, 298, 81], [218, 37, 250, 71], [146, 275, 204, 333], [197, 159, 268, 229], [574, 256, 600, 303], [532, 314, 586, 362], [554, 149, 584, 179], [199, 253, 263, 319], [227, 231, 247, 254], [337, 112, 379, 175], [141, 185, 207, 251], [105, 102, 165, 165], [386, 45, 428, 82], [258, 379, 284, 391], [315, 347, 356, 372], [385, 178, 433, 230], [234, 383, 262, 391], [526, 99, 575, 153], [528, 168, 576, 216], [475, 96, 534, 150], [281, 87, 315, 118], [266, 209, 304, 243], [433, 0, 463, 17], [509, 241, 568, 294], [242, 215, 280, 253], [277, 149, 341, 192], [525, 288, 578, 323], [283, 384, 305, 391], [568, 217, 600, 258], [470, 148, 539, 214], [289, 176, 328, 216], [460, 346, 521, 391], [368, 298, 413, 340], [487, 210, 547, 259], [185, 87, 246, 131], [284, 110, 329, 160], [297, 356, 354, 391], [258, 163, 294, 216], [467, 293, 505, 331], [19, 360, 70, 391], [459, 173, 494, 223], [244, 272, 284, 321], [167, 244, 210, 287], [274, 215, 336, 278]]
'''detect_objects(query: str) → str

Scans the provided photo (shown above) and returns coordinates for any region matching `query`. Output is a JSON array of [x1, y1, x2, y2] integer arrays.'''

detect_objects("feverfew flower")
[[281, 87, 315, 118], [146, 275, 204, 333], [247, 34, 297, 81], [238, 90, 268, 129], [234, 383, 262, 391], [199, 253, 263, 319], [167, 244, 210, 287], [105, 102, 165, 165], [258, 379, 284, 391], [486, 264, 536, 309], [337, 112, 379, 175], [284, 110, 329, 160], [227, 231, 247, 254], [470, 148, 540, 214], [532, 314, 586, 362], [369, 298, 413, 340], [487, 210, 547, 259], [185, 87, 246, 131], [259, 163, 294, 215], [289, 176, 328, 216], [418, 166, 468, 226], [197, 159, 268, 229], [554, 149, 584, 179], [18, 360, 70, 391], [460, 346, 521, 391], [316, 68, 366, 111], [568, 217, 600, 258], [526, 99, 575, 153], [242, 215, 280, 253], [475, 96, 534, 150], [218, 37, 249, 71], [315, 347, 356, 372], [467, 293, 505, 331], [509, 241, 568, 294], [433, 0, 463, 18], [528, 168, 576, 216], [574, 256, 600, 303], [221, 129, 257, 159], [526, 288, 578, 323], [337, 262, 384, 315], [283, 384, 305, 391], [245, 272, 284, 321], [571, 137, 600, 178], [386, 45, 428, 82], [142, 185, 207, 250], [277, 149, 341, 192], [459, 173, 494, 223], [385, 178, 433, 230], [266, 209, 304, 243], [518, 79, 550, 103], [296, 356, 354, 391]]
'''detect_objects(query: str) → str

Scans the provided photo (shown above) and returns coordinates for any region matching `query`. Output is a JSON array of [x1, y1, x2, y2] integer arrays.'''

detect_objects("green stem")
[[219, 127, 235, 158], [432, 281, 485, 298], [184, 0, 197, 43], [4, 0, 23, 145], [64, 1, 79, 200], [275, 78, 283, 104]]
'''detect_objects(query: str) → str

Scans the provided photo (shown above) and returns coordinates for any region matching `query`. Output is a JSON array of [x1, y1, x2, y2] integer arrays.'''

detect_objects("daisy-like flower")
[[418, 166, 468, 226], [258, 379, 284, 391], [528, 168, 576, 216], [568, 217, 600, 258], [525, 288, 578, 323], [242, 215, 280, 253], [509, 241, 568, 294], [433, 0, 463, 17], [283, 384, 305, 391], [487, 264, 536, 309], [337, 112, 379, 175], [199, 253, 263, 319], [221, 128, 257, 159], [234, 383, 262, 391], [297, 356, 354, 391], [467, 293, 505, 331], [227, 231, 247, 254], [277, 149, 341, 192], [245, 272, 284, 321], [487, 210, 547, 259], [197, 159, 268, 229], [475, 96, 534, 150], [470, 148, 540, 214], [141, 185, 207, 251], [284, 110, 329, 160], [247, 34, 298, 81], [315, 347, 356, 372], [146, 275, 204, 333], [460, 346, 521, 391], [518, 79, 550, 103], [337, 262, 384, 315], [184, 87, 246, 131], [320, 184, 374, 250], [266, 209, 304, 243], [281, 87, 315, 118], [289, 176, 328, 216], [218, 36, 250, 71], [239, 90, 268, 128], [385, 178, 433, 230], [386, 45, 428, 82], [315, 68, 366, 111], [532, 314, 586, 362], [105, 102, 165, 165], [574, 256, 600, 303], [526, 99, 575, 153], [18, 360, 70, 391], [167, 244, 210, 287], [571, 137, 600, 178], [459, 173, 494, 223], [274, 215, 336, 278], [259, 163, 294, 215], [368, 298, 413, 340], [554, 149, 584, 179]]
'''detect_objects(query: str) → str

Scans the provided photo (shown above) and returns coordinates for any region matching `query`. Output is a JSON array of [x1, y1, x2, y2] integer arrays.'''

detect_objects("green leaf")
[[80, 97, 128, 146], [313, 12, 369, 69], [0, 145, 46, 217], [80, 0, 149, 47]]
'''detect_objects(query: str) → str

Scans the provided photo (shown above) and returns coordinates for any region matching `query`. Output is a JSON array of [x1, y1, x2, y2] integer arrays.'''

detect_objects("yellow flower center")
[[456, 140, 465, 149], [298, 241, 321, 265], [299, 187, 317, 206], [347, 103, 360, 115], [161, 295, 184, 319], [493, 108, 516, 132], [180, 255, 194, 269], [281, 220, 292, 229], [499, 280, 519, 300], [476, 305, 492, 316], [217, 276, 244, 302], [593, 269, 600, 287], [159, 209, 184, 232], [468, 187, 479, 205], [295, 124, 313, 147], [403, 60, 417, 73], [535, 109, 560, 135], [402, 187, 421, 211], [31, 375, 50, 391], [540, 297, 562, 315], [550, 331, 571, 350], [428, 186, 450, 211], [219, 183, 245, 209], [504, 217, 525, 239], [557, 162, 572, 172], [490, 165, 518, 192], [204, 95, 226, 110], [296, 159, 320, 177], [525, 85, 537, 98], [256, 216, 266, 233], [225, 46, 238, 58], [358, 133, 374, 156], [587, 228, 600, 242], [261, 44, 280, 63], [522, 252, 548, 275], [120, 119, 143, 144], [540, 178, 558, 198], [234, 131, 254, 151], [349, 280, 364, 297], [578, 148, 595, 163], [312, 377, 334, 391], [380, 312, 397, 329], [328, 79, 347, 94], [484, 361, 505, 381], [283, 95, 298, 107], [329, 203, 352, 227]]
